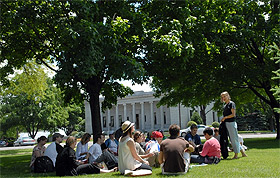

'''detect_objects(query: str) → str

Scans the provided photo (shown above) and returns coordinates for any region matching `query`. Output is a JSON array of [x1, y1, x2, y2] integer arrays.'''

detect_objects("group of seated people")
[[30, 122, 246, 176]]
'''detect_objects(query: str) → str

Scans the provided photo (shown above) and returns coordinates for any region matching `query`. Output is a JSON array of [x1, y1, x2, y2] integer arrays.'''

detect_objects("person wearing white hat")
[[105, 131, 118, 155], [118, 121, 152, 174]]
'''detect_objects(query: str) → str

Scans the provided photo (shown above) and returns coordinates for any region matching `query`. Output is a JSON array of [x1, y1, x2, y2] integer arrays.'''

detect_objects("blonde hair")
[[66, 136, 77, 147], [220, 91, 231, 102]]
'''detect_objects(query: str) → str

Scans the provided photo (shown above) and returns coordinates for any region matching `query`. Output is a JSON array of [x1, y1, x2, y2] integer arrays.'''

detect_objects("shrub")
[[187, 121, 197, 127], [212, 121, 220, 128], [191, 112, 203, 124]]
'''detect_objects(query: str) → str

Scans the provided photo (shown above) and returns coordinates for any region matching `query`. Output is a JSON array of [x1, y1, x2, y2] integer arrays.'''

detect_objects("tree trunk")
[[200, 105, 207, 125], [89, 91, 102, 140]]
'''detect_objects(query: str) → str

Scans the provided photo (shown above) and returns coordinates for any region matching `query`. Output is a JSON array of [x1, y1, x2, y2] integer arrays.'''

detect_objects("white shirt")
[[118, 137, 141, 174], [75, 141, 88, 160], [238, 134, 244, 145], [44, 142, 57, 167], [88, 143, 102, 163]]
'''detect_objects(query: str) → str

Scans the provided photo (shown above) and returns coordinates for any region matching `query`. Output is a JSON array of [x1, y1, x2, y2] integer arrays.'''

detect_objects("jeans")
[[225, 122, 240, 153]]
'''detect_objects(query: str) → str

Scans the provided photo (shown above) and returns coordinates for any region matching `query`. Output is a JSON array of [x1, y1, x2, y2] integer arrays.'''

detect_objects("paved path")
[[0, 133, 277, 151]]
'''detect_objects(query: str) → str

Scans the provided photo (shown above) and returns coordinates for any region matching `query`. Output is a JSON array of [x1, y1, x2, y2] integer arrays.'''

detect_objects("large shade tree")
[[0, 62, 68, 138], [1, 1, 147, 136], [139, 0, 280, 138]]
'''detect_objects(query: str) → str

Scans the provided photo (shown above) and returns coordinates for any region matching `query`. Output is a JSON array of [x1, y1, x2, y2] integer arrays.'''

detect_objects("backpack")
[[34, 156, 54, 173]]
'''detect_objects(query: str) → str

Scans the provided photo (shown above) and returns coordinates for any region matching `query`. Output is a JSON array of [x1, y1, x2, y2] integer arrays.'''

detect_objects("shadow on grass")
[[0, 149, 32, 156], [0, 154, 55, 177], [244, 138, 280, 149]]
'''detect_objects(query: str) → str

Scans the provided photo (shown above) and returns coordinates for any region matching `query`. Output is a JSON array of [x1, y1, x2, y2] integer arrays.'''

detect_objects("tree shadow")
[[244, 138, 280, 149]]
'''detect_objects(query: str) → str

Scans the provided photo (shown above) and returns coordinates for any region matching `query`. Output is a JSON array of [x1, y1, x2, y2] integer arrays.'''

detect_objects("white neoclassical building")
[[85, 91, 219, 134]]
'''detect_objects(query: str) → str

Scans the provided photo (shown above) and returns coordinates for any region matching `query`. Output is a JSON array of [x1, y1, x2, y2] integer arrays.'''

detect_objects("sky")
[[120, 79, 152, 92]]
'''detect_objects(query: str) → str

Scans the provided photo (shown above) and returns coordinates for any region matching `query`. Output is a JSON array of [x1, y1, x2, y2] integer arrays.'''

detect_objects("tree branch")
[[37, 58, 58, 72], [247, 85, 271, 105]]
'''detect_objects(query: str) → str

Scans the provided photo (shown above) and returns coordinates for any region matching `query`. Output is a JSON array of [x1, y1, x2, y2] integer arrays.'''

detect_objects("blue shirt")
[[184, 132, 201, 145]]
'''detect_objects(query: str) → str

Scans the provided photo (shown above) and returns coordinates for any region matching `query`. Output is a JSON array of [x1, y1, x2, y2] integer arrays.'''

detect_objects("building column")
[[107, 109, 110, 132], [160, 106, 164, 130], [132, 103, 136, 124], [115, 104, 119, 128], [140, 102, 145, 131], [123, 103, 127, 121], [150, 101, 154, 130], [100, 102, 103, 131]]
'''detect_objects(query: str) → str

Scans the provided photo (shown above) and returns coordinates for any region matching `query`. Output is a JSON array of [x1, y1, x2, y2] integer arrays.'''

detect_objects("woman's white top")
[[118, 137, 142, 174], [75, 141, 88, 159]]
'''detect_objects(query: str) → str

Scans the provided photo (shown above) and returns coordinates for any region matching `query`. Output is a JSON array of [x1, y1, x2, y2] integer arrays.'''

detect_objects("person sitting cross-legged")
[[145, 131, 163, 167], [118, 121, 152, 175], [105, 131, 118, 156], [159, 124, 194, 175], [184, 124, 203, 155], [76, 133, 91, 160], [190, 127, 221, 164], [86, 134, 118, 167], [44, 133, 64, 167]]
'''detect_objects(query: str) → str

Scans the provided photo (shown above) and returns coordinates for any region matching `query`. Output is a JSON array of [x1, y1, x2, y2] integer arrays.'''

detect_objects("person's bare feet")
[[242, 154, 248, 157], [232, 153, 238, 159]]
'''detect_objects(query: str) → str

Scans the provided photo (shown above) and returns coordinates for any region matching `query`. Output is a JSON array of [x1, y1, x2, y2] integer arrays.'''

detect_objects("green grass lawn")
[[0, 138, 279, 178]]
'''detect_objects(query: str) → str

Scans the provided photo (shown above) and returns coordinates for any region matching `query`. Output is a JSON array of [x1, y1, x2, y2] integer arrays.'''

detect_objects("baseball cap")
[[52, 133, 64, 141]]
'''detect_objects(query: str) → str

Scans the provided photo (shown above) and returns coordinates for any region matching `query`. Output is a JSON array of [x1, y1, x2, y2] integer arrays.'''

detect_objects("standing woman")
[[118, 121, 152, 174], [76, 133, 91, 160], [30, 136, 48, 171], [221, 91, 247, 159]]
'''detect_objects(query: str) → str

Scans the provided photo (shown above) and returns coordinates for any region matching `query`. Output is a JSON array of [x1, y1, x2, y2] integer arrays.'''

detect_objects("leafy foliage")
[[191, 112, 203, 124], [270, 43, 280, 114], [212, 121, 220, 128], [139, 0, 280, 138], [1, 1, 148, 136], [187, 121, 197, 128]]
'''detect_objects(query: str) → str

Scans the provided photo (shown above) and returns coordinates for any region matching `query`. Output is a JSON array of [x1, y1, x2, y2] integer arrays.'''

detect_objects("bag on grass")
[[34, 156, 54, 173]]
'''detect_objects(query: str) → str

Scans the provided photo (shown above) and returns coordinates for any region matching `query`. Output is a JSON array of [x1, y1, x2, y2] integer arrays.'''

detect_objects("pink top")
[[200, 137, 221, 158]]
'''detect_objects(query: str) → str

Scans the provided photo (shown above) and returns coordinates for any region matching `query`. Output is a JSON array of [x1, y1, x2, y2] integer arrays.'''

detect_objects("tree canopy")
[[139, 0, 280, 139], [1, 0, 279, 138], [1, 1, 148, 136]]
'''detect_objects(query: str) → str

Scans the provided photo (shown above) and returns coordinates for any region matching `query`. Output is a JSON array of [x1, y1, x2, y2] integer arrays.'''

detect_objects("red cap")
[[151, 131, 163, 138]]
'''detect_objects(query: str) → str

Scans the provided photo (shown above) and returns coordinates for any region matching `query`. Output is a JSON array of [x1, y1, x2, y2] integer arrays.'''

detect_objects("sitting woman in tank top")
[[118, 121, 152, 174]]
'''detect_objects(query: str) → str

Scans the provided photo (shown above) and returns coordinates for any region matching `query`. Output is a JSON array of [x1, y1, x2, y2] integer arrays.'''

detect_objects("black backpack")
[[34, 156, 54, 173]]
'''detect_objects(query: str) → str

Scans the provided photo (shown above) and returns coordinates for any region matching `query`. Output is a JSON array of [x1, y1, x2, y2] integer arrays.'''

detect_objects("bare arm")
[[158, 151, 164, 164], [127, 140, 149, 165], [34, 149, 41, 158], [140, 153, 154, 159]]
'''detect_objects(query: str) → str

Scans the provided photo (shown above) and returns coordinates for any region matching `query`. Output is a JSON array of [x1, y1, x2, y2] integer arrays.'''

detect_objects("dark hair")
[[94, 134, 103, 143], [214, 128, 219, 133], [37, 136, 47, 143], [133, 131, 142, 142], [81, 133, 91, 145], [101, 143, 107, 151], [203, 127, 213, 136], [169, 124, 180, 137], [190, 124, 198, 130]]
